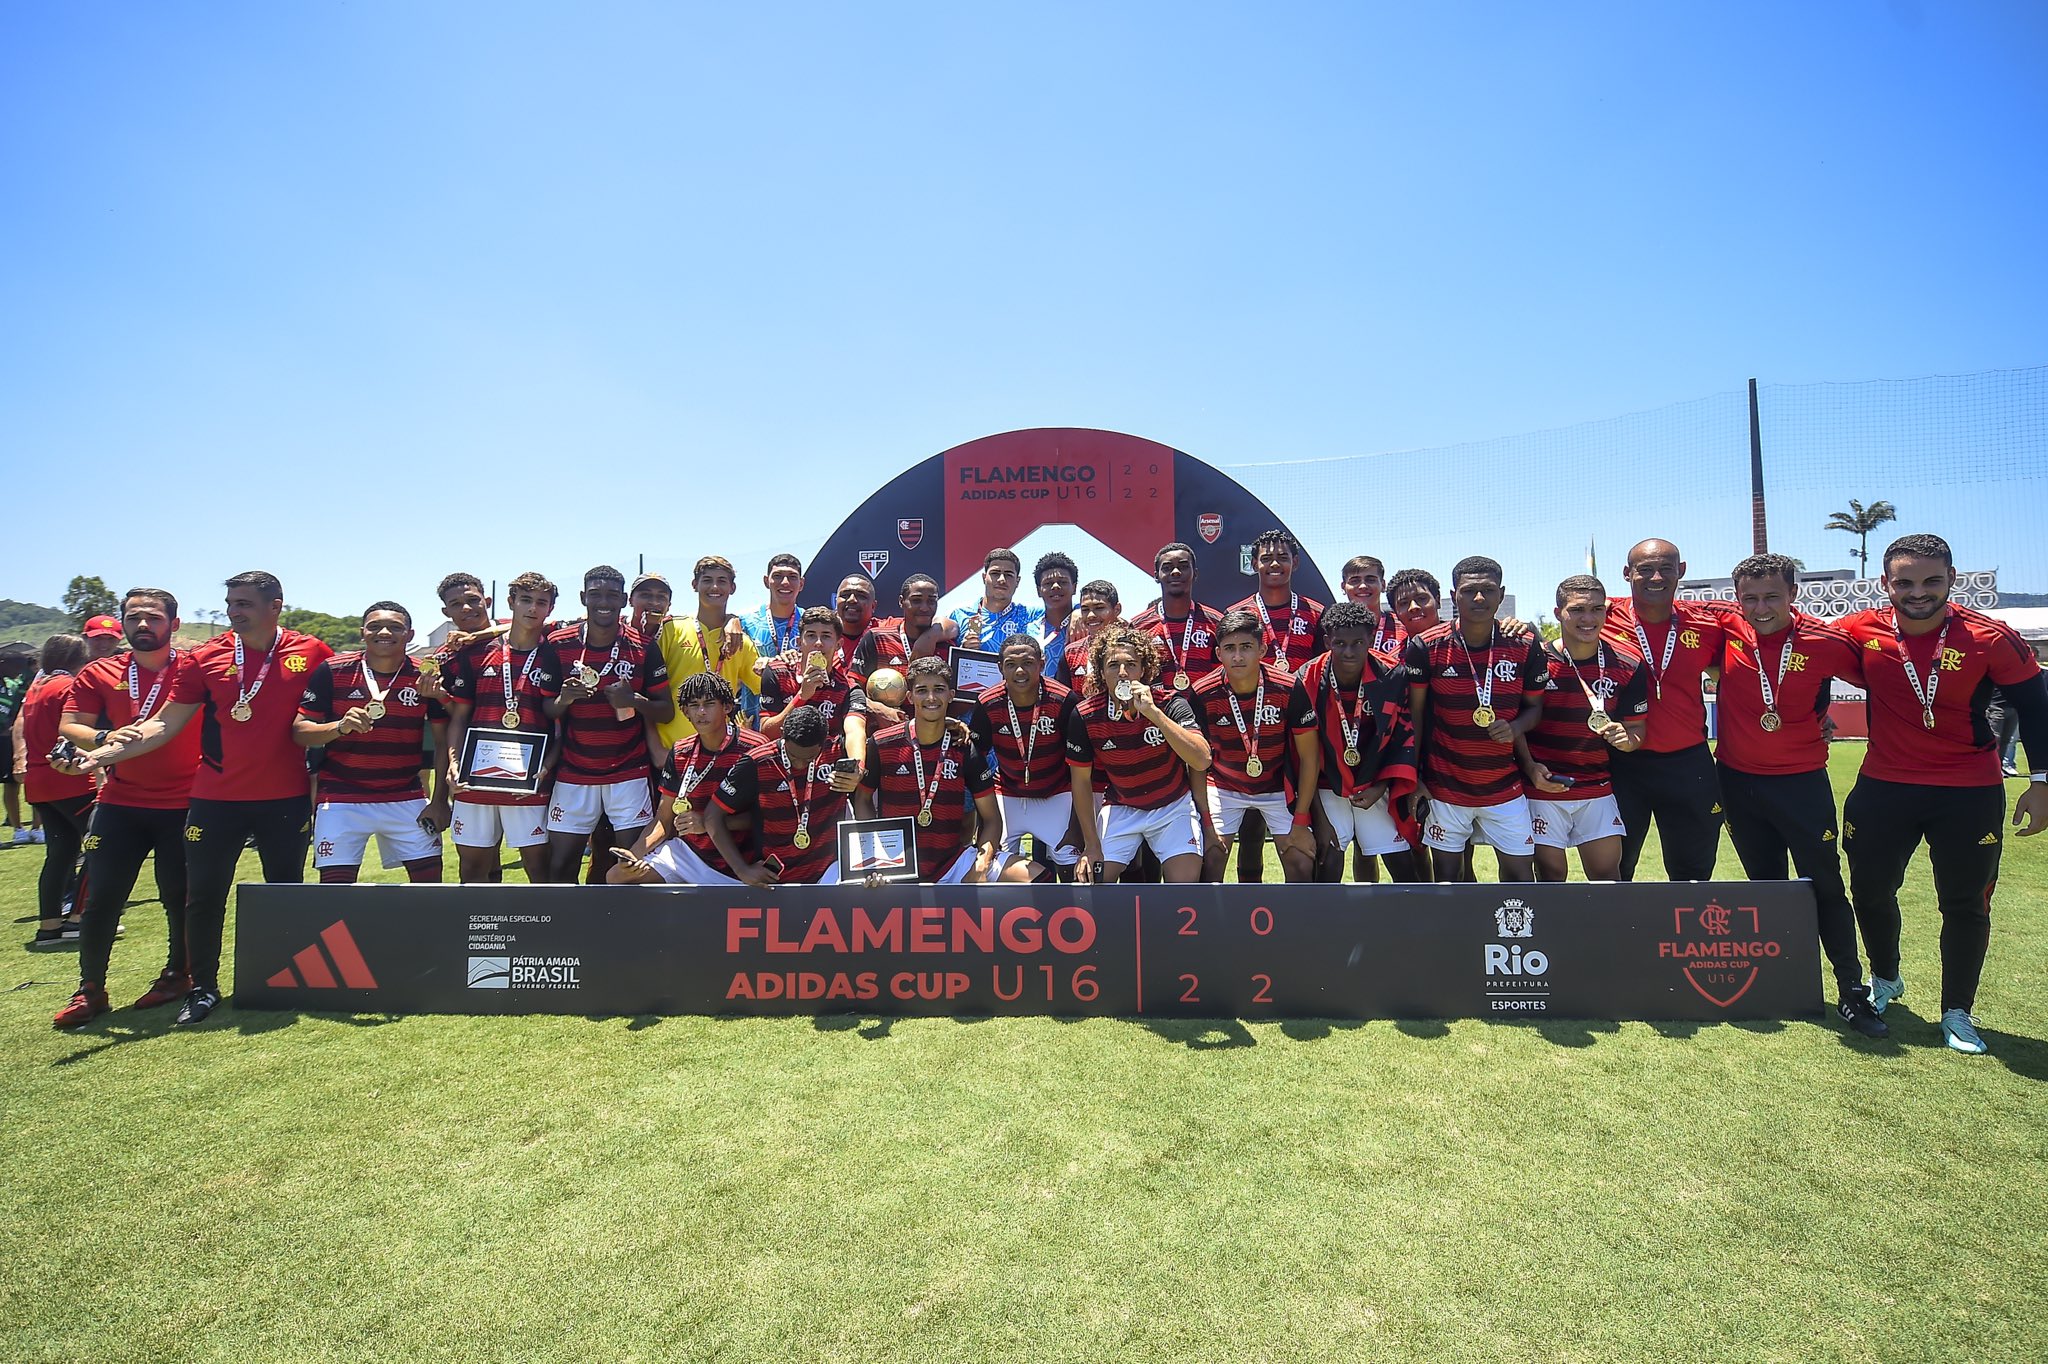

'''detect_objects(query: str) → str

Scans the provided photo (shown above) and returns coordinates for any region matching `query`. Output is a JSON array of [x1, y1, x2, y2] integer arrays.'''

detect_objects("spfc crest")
[[858, 549, 890, 578]]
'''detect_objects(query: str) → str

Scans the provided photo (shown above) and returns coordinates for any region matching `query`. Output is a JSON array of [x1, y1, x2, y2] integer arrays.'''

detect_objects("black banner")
[[236, 881, 1820, 1020]]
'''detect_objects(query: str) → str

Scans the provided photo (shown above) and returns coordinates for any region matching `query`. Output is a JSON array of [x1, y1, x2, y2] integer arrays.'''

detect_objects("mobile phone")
[[832, 757, 859, 777], [763, 854, 786, 877]]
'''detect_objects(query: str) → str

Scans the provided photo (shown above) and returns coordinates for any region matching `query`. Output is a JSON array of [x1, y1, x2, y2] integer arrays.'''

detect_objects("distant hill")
[[0, 599, 74, 646]]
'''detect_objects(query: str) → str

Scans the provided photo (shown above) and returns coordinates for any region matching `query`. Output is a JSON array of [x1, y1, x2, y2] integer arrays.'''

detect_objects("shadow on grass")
[[812, 1012, 896, 1040], [1136, 1018, 1257, 1049], [1872, 1004, 2048, 1080]]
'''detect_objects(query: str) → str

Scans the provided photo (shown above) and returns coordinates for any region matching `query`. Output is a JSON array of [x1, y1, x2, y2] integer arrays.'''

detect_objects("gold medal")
[[1245, 755, 1264, 778], [675, 797, 692, 814], [1922, 706, 1936, 731], [365, 701, 387, 721], [793, 830, 812, 850], [1342, 746, 1362, 767], [1174, 671, 1190, 691], [1586, 707, 1608, 732], [230, 701, 253, 723], [917, 809, 933, 827], [1759, 711, 1782, 733], [417, 656, 441, 677], [1471, 705, 1497, 728], [576, 664, 601, 689], [501, 710, 520, 729]]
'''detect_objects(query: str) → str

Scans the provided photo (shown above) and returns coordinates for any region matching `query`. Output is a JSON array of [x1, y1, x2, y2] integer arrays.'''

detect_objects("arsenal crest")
[[897, 518, 924, 551], [858, 549, 890, 578], [1197, 513, 1222, 544]]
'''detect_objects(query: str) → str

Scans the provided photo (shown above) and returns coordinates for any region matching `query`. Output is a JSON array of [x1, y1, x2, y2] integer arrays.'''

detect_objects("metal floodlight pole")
[[1748, 377, 1768, 553]]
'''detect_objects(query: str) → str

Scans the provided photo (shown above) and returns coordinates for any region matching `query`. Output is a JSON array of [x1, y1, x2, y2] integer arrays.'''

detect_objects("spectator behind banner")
[[22, 634, 94, 947], [0, 642, 36, 842]]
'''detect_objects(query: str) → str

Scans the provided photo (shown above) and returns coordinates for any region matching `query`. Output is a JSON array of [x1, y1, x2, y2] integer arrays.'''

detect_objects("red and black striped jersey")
[[1404, 623, 1546, 807], [546, 625, 668, 785], [1837, 605, 2041, 787], [1188, 664, 1315, 795], [1293, 651, 1418, 802], [968, 678, 1077, 798], [757, 658, 869, 731], [844, 621, 912, 677], [1128, 602, 1224, 683], [1231, 592, 1325, 671], [299, 653, 446, 803], [1525, 641, 1650, 801], [1059, 632, 1098, 691], [714, 740, 850, 884], [1065, 690, 1201, 810], [862, 723, 995, 880], [1601, 599, 1737, 753], [661, 727, 767, 873], [445, 638, 563, 807]]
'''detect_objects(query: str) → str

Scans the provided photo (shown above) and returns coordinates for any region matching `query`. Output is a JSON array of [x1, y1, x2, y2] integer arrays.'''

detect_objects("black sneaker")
[[173, 987, 222, 1026], [1837, 986, 1888, 1039], [27, 928, 69, 951]]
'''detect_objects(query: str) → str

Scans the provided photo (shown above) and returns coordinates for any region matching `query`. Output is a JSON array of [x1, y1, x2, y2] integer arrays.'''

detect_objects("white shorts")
[[1098, 794, 1205, 867], [451, 799, 550, 850], [998, 792, 1080, 867], [1422, 796, 1536, 854], [934, 847, 978, 884], [1208, 786, 1294, 839], [1529, 794, 1625, 849], [644, 838, 739, 886], [1316, 789, 1410, 856], [547, 777, 657, 835], [314, 798, 440, 870]]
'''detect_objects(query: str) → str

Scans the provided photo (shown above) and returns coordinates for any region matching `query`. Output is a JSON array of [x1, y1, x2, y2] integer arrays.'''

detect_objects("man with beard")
[[52, 589, 204, 1026], [1838, 534, 2047, 1054]]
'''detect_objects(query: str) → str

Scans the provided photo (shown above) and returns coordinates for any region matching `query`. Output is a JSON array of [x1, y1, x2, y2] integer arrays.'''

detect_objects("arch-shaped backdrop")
[[809, 428, 1332, 608]]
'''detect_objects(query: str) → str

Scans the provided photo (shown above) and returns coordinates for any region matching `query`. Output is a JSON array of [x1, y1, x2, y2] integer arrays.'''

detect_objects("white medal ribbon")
[[676, 723, 735, 808], [1893, 612, 1952, 729], [1225, 670, 1267, 773], [1005, 688, 1041, 776], [910, 728, 953, 823], [1455, 626, 1498, 716], [232, 631, 281, 712], [1753, 626, 1796, 721], [127, 650, 177, 722], [1328, 662, 1369, 765], [1561, 639, 1610, 714], [500, 640, 541, 720], [1632, 613, 1680, 701], [360, 656, 401, 712], [1255, 593, 1299, 667], [781, 739, 820, 846]]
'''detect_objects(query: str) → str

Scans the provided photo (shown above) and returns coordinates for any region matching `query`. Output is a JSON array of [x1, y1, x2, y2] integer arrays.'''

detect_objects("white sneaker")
[[1868, 975, 1905, 1014], [1941, 1009, 1988, 1055], [9, 827, 30, 845], [27, 828, 44, 844]]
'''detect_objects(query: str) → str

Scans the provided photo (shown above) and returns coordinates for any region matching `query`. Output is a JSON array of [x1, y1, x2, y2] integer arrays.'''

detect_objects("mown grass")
[[3, 747, 2044, 1363]]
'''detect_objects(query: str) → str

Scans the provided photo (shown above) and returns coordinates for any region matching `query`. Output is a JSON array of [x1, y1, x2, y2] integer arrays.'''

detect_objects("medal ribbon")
[[1631, 613, 1680, 700], [771, 612, 800, 656], [581, 622, 623, 683], [779, 740, 820, 846], [500, 641, 541, 719], [1163, 608, 1201, 677], [1893, 612, 1952, 727], [909, 728, 953, 823], [360, 656, 401, 710], [1005, 689, 1040, 777], [1225, 670, 1267, 772], [1560, 640, 1610, 714], [127, 650, 177, 722], [677, 724, 734, 806], [1753, 627, 1796, 720], [1327, 662, 1369, 765], [232, 632, 281, 712], [1255, 593, 1299, 666], [1373, 612, 1395, 653], [1455, 626, 1498, 716], [693, 619, 726, 673]]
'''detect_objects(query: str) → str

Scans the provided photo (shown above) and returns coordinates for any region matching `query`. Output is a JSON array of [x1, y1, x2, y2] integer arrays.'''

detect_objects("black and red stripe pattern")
[[1404, 623, 1546, 807], [862, 723, 994, 880], [1128, 602, 1224, 682], [714, 741, 850, 884], [969, 678, 1077, 798], [299, 653, 445, 802], [1525, 642, 1649, 800], [1065, 690, 1201, 810], [660, 728, 768, 872], [547, 626, 667, 785], [1187, 664, 1313, 795]]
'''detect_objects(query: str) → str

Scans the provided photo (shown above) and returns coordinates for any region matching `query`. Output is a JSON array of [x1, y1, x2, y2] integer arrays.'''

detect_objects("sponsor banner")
[[236, 882, 1820, 1020]]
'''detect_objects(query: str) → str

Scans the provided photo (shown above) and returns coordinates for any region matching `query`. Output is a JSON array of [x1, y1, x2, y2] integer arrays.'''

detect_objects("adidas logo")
[[348, 689, 365, 699], [264, 920, 379, 990], [1709, 803, 1722, 814], [1442, 666, 1458, 677], [1980, 832, 2000, 845], [482, 666, 499, 677], [895, 765, 911, 775], [1101, 739, 1117, 749], [1822, 830, 1835, 842], [1864, 639, 1882, 651]]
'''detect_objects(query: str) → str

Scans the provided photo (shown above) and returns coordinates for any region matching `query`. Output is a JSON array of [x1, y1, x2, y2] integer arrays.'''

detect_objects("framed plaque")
[[457, 727, 550, 795], [836, 816, 921, 884], [947, 645, 1003, 720]]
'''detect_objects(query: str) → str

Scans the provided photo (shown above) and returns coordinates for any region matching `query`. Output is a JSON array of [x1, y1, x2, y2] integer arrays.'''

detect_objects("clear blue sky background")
[[5, 2, 2043, 625]]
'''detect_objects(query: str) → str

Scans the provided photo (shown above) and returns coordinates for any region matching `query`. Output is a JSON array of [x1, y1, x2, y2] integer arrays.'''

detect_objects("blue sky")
[[4, 2, 2043, 625]]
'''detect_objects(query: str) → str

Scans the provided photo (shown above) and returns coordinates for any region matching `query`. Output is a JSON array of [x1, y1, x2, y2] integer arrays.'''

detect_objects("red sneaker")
[[132, 971, 192, 1011], [54, 986, 110, 1029]]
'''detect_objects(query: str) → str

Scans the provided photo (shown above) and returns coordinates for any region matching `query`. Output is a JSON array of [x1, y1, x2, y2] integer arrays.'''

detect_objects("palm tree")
[[1825, 499, 1897, 573]]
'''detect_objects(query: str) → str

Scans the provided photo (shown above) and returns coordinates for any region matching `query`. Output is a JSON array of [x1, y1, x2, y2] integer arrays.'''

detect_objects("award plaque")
[[457, 726, 550, 794], [836, 816, 921, 884]]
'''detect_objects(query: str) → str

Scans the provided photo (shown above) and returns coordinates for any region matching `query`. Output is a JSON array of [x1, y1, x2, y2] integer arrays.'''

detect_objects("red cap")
[[83, 615, 123, 639]]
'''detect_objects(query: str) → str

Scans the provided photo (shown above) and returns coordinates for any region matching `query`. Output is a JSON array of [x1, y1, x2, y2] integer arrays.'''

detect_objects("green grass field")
[[4, 746, 2045, 1363]]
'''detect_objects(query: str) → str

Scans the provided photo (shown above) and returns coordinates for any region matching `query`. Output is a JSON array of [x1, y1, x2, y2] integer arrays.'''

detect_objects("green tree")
[[281, 609, 364, 651], [1824, 500, 1897, 573], [61, 575, 118, 627]]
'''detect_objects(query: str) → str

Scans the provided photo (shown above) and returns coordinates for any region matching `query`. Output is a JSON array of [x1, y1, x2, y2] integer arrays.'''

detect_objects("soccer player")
[[1058, 580, 1122, 690], [1188, 609, 1319, 882], [968, 633, 1081, 882], [1712, 555, 1884, 1037], [443, 572, 562, 885], [293, 602, 451, 884], [1068, 623, 1213, 883], [757, 605, 870, 751], [1232, 528, 1325, 672], [542, 567, 673, 882], [853, 575, 952, 717], [834, 574, 908, 677], [1387, 569, 1445, 640], [951, 547, 1042, 651], [1340, 555, 1405, 655], [1294, 601, 1424, 883], [704, 704, 861, 886], [69, 572, 333, 1024], [52, 588, 201, 1026], [1406, 557, 1546, 883], [1129, 542, 1224, 698], [654, 556, 759, 752], [1032, 552, 1079, 680], [742, 553, 807, 663], [856, 657, 1001, 883], [628, 573, 673, 641], [1518, 577, 1647, 884], [610, 672, 766, 885], [1602, 539, 1734, 881], [1838, 534, 2047, 1054], [22, 634, 93, 950]]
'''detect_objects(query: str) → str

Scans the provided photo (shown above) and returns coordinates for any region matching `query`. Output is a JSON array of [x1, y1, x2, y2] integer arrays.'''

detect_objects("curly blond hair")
[[1086, 623, 1162, 697]]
